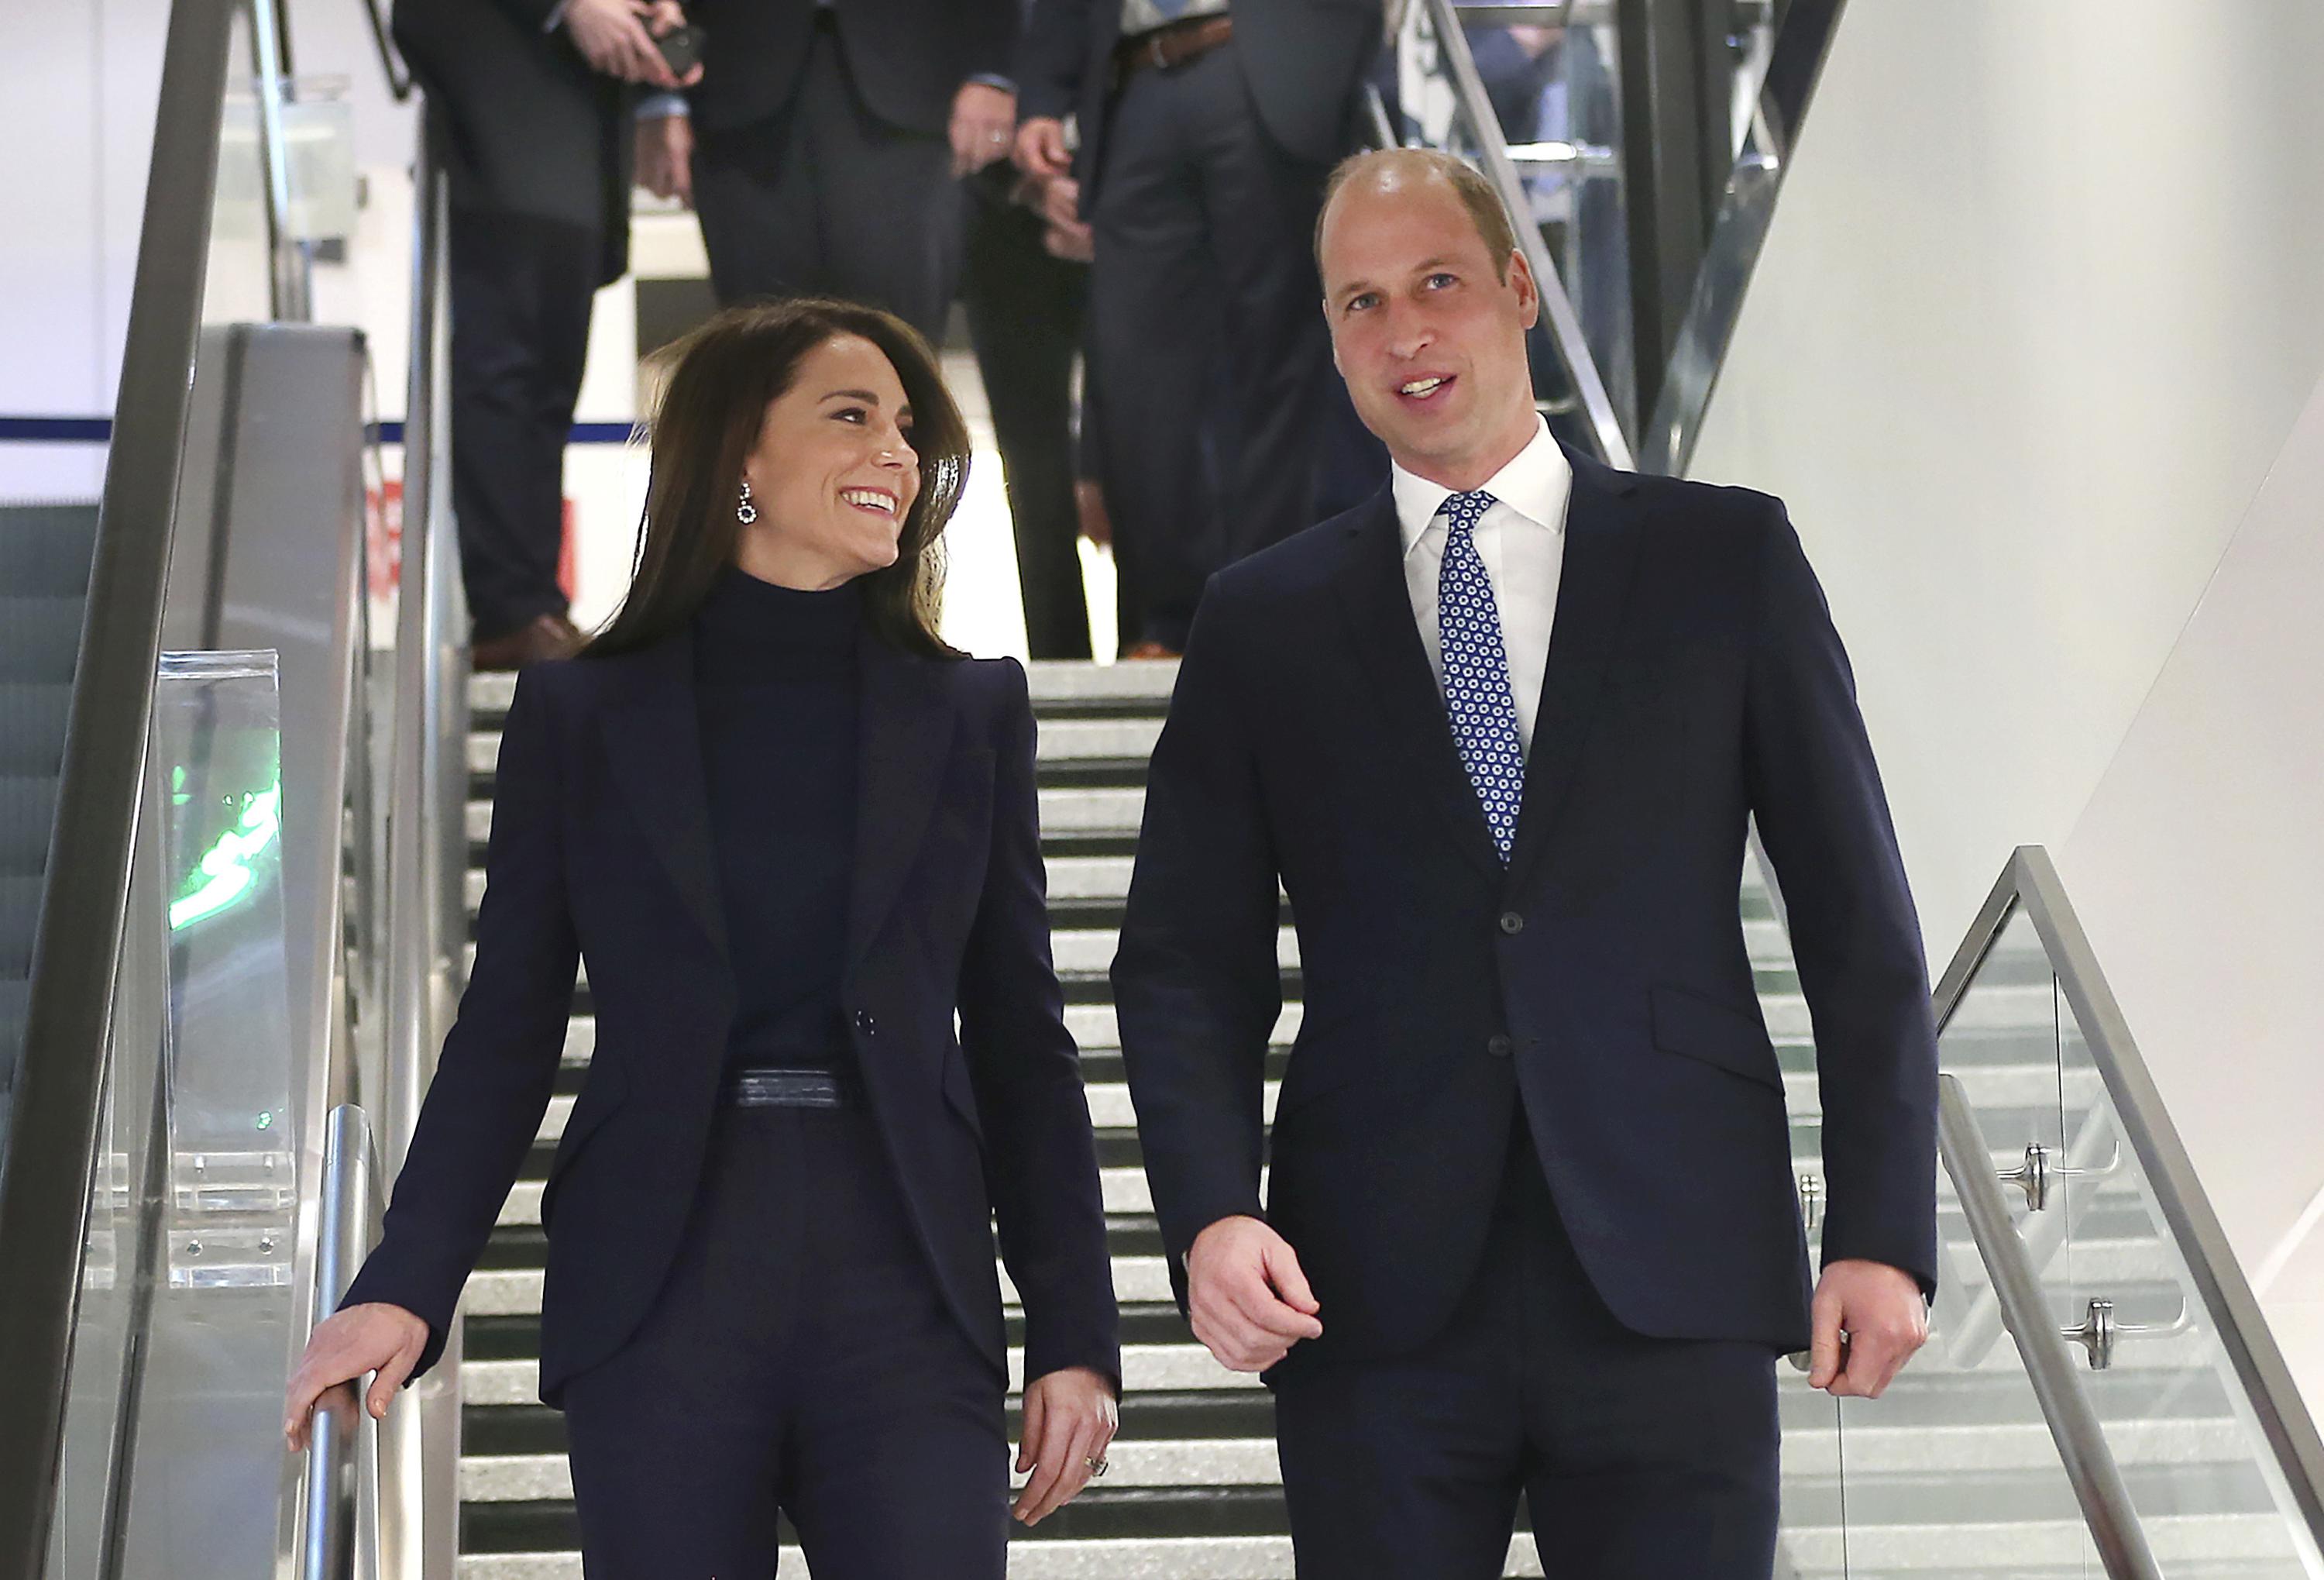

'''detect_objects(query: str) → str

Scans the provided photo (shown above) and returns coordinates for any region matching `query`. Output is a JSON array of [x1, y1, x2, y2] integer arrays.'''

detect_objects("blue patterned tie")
[[1436, 491, 1525, 861]]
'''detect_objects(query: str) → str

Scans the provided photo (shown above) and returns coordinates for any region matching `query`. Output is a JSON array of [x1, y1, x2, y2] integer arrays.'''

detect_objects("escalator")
[[0, 504, 99, 1155]]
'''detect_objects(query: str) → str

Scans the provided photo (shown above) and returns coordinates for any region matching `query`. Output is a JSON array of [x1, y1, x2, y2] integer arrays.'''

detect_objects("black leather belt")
[[724, 1068, 859, 1110]]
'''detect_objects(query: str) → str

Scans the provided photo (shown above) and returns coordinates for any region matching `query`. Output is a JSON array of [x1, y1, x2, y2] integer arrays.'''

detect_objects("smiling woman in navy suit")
[[284, 298, 1121, 1576]]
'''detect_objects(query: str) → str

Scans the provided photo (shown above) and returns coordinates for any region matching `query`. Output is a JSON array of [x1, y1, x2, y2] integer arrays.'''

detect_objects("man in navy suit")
[[1112, 148, 1938, 1575], [1013, 0, 1386, 654]]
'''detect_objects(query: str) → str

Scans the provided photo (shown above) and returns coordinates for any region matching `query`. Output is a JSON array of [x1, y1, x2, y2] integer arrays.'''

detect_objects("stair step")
[[0, 773, 60, 876], [0, 597, 88, 685], [0, 501, 99, 594], [0, 683, 74, 776]]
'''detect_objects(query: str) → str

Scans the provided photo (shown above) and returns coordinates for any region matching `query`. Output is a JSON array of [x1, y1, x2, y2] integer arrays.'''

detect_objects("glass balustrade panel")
[[2049, 979, 2324, 1578]]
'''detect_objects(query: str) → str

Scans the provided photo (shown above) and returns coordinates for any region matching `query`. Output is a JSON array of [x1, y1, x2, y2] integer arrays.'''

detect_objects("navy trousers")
[[446, 205, 593, 642], [690, 14, 962, 343], [559, 1104, 1009, 1578], [1273, 1119, 1782, 1578], [1085, 40, 1341, 651]]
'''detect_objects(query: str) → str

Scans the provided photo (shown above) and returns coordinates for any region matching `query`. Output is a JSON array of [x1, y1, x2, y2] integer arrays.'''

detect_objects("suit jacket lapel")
[[1505, 448, 1645, 891], [847, 630, 957, 968], [597, 632, 729, 963], [1332, 491, 1504, 883]]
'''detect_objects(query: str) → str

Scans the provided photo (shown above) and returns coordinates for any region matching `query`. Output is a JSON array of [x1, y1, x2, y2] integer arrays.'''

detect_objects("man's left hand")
[[1809, 1258, 1929, 1398], [1012, 1365, 1119, 1526], [950, 82, 1019, 177]]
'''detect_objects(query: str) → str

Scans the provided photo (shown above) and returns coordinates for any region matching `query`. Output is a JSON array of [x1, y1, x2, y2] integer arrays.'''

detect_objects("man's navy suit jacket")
[[1112, 449, 1940, 1367], [345, 630, 1119, 1405]]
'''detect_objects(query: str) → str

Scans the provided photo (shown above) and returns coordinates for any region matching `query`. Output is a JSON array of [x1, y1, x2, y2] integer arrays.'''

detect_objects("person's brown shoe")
[[1121, 639, 1181, 660], [473, 613, 586, 672]]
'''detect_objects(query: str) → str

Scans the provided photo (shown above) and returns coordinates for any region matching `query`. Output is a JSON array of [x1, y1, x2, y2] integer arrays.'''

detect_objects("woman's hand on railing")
[[282, 1302, 430, 1451]]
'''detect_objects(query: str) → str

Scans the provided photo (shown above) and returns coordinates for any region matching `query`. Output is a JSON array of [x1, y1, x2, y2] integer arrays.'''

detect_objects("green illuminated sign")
[[170, 780, 282, 931]]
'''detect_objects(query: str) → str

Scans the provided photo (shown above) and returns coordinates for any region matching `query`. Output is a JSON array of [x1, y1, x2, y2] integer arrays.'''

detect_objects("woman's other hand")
[[283, 1301, 430, 1451], [1011, 1365, 1119, 1526]]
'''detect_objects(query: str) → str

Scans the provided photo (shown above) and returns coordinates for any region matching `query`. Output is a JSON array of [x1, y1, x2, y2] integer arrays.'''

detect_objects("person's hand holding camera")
[[566, 0, 695, 88]]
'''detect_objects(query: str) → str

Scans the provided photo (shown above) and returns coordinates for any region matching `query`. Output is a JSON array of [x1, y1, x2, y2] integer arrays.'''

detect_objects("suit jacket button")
[[854, 1010, 876, 1036], [1498, 910, 1525, 935], [1487, 1034, 1514, 1058]]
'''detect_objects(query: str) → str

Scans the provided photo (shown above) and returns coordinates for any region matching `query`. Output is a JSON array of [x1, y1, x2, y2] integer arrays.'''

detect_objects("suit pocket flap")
[[1650, 983, 1783, 1093]]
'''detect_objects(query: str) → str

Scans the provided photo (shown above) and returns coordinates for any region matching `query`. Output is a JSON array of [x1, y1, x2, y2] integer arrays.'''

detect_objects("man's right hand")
[[565, 0, 681, 88], [283, 1301, 430, 1452], [1013, 115, 1072, 181], [635, 111, 694, 206], [1185, 1215, 1322, 1372]]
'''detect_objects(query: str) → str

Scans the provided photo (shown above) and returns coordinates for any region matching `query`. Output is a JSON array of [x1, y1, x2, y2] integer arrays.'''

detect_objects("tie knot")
[[1441, 491, 1497, 533]]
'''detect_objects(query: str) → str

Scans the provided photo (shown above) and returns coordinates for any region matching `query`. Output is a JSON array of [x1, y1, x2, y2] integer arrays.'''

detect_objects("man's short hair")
[[1314, 149, 1519, 285]]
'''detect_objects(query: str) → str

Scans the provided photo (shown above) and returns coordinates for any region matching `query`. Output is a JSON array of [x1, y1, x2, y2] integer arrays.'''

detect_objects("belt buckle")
[[1147, 32, 1170, 71]]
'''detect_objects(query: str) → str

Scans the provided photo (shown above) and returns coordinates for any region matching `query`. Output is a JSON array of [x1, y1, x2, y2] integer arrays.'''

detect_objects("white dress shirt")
[[1389, 415, 1572, 757]]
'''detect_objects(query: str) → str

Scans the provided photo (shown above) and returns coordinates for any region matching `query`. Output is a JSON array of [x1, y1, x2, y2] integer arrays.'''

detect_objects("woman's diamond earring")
[[737, 478, 758, 525]]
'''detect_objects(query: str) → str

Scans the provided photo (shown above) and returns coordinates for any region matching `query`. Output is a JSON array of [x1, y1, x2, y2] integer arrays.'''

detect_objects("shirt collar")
[[1390, 414, 1572, 556]]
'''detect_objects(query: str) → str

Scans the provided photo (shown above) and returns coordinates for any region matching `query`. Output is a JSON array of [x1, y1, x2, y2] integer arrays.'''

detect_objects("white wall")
[[0, 0, 416, 501], [1686, 2, 2324, 1418], [2058, 367, 2324, 1416], [1687, 2, 2324, 954], [0, 0, 167, 500]]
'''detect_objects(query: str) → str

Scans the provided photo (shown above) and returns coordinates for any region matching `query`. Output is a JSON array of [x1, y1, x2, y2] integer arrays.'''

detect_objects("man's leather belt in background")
[[1116, 15, 1235, 84]]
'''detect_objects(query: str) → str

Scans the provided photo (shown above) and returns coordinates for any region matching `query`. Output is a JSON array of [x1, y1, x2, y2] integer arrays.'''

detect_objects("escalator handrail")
[[1934, 845, 2324, 1548], [0, 0, 245, 1569]]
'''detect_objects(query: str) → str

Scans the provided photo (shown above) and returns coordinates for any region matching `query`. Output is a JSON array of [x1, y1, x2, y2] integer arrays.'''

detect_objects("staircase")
[[0, 503, 101, 1150], [449, 661, 2304, 1578]]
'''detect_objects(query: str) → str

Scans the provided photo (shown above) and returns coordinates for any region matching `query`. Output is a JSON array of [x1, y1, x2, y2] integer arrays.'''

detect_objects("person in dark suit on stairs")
[[393, 0, 698, 671], [1112, 149, 1939, 1577], [634, 0, 1022, 343], [1012, 0, 1388, 656], [286, 298, 1120, 1577]]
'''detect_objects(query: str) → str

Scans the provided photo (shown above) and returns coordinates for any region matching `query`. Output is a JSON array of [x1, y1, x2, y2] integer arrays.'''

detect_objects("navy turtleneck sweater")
[[691, 564, 861, 1073]]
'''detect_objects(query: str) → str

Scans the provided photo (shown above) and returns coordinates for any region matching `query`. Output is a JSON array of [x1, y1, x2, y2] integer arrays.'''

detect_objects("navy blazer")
[[346, 628, 1119, 1405], [1112, 451, 1939, 1366]]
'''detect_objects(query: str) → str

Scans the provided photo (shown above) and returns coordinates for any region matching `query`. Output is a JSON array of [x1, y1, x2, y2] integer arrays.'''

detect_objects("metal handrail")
[[1638, 0, 1848, 475], [1937, 1076, 2164, 1579], [249, 0, 311, 322], [1416, 0, 1635, 469], [299, 1104, 384, 1579], [1933, 847, 2324, 1545], [371, 113, 469, 1580], [0, 0, 241, 1567]]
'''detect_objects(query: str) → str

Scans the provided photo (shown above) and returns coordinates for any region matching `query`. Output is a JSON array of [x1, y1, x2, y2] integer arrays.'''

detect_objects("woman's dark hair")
[[583, 297, 972, 660]]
